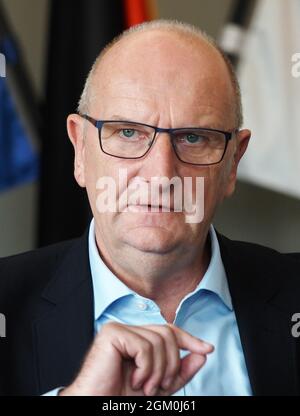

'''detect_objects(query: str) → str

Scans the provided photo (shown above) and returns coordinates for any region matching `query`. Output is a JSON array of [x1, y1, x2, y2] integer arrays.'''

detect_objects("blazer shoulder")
[[217, 231, 300, 262], [217, 231, 300, 295], [0, 237, 77, 271], [0, 237, 79, 309]]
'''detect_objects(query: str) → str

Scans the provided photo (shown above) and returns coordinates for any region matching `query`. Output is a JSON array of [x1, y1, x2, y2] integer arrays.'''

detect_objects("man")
[[0, 19, 300, 396]]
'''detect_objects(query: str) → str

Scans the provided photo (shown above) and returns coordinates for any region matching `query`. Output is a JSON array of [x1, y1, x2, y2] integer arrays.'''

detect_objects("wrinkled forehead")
[[90, 30, 235, 126]]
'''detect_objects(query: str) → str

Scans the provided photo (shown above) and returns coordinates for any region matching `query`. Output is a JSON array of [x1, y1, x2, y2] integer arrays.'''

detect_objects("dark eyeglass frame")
[[82, 114, 236, 166]]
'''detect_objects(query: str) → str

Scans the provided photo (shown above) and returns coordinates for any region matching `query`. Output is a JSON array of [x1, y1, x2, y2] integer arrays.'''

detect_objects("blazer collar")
[[34, 228, 94, 394], [33, 227, 299, 395], [217, 232, 299, 396]]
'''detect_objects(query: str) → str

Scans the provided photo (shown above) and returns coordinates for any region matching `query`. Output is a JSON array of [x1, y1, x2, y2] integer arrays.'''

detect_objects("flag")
[[124, 0, 157, 27], [236, 0, 300, 198], [0, 19, 39, 192], [38, 0, 156, 245]]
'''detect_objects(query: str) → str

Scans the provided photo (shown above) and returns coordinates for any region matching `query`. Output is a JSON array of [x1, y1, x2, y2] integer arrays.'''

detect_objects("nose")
[[138, 132, 178, 179]]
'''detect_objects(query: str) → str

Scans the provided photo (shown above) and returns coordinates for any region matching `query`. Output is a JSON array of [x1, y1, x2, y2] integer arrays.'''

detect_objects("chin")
[[123, 227, 179, 254]]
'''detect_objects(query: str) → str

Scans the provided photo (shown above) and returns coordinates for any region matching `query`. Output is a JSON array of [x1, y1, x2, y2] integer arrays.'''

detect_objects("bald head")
[[77, 20, 242, 129], [67, 19, 251, 289]]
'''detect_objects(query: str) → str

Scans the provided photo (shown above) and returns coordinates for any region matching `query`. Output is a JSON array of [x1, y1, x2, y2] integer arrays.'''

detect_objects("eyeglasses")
[[82, 114, 236, 166]]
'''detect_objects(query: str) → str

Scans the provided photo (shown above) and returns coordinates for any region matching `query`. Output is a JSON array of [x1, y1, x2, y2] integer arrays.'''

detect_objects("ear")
[[67, 113, 86, 188], [224, 129, 251, 198]]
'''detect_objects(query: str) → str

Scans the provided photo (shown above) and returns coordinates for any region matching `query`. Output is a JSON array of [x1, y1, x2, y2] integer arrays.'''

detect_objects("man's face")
[[68, 30, 250, 265]]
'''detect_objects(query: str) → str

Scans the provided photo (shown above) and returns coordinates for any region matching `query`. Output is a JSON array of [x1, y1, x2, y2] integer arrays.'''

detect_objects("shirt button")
[[136, 301, 148, 311]]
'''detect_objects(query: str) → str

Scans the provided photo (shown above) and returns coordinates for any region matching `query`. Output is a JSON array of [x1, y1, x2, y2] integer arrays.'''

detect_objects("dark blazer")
[[0, 228, 300, 396]]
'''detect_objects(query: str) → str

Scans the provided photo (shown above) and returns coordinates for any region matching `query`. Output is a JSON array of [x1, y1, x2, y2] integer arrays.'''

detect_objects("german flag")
[[39, 0, 157, 246], [124, 0, 158, 27]]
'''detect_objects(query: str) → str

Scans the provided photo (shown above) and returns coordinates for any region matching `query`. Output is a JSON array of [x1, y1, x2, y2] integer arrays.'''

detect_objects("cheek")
[[85, 143, 101, 182], [201, 166, 228, 207], [84, 141, 113, 211], [85, 144, 136, 217]]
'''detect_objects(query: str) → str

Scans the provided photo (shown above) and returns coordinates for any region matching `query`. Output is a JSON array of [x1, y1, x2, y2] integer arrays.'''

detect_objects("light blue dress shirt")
[[44, 219, 252, 396], [89, 219, 252, 396]]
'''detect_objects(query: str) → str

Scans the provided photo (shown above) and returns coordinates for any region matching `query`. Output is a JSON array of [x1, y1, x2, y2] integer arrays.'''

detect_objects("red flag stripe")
[[123, 0, 156, 28]]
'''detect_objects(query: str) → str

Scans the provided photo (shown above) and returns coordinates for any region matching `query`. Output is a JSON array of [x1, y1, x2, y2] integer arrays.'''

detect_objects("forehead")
[[90, 30, 235, 127]]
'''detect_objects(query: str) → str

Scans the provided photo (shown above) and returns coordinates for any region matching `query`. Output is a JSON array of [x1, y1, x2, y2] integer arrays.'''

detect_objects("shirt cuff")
[[42, 387, 65, 396]]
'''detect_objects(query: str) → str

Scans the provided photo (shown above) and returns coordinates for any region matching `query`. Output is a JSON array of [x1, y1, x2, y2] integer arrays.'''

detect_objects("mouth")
[[126, 204, 175, 212]]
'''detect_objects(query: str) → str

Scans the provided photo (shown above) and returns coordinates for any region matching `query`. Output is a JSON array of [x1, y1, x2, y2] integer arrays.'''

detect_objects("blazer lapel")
[[217, 232, 299, 395], [30, 227, 300, 395], [33, 229, 94, 394]]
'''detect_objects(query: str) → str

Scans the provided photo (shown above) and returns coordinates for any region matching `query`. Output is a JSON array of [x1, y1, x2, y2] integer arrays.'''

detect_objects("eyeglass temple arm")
[[82, 114, 100, 128]]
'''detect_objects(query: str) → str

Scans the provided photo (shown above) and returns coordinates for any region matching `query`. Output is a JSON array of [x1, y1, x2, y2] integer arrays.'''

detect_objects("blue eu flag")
[[0, 36, 39, 192]]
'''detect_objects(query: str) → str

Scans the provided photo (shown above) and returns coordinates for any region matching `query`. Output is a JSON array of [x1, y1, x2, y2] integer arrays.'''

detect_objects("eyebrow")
[[108, 114, 135, 121], [106, 115, 230, 131]]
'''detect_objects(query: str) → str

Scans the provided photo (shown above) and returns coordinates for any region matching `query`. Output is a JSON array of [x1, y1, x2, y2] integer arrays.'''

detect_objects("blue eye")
[[121, 129, 136, 138], [186, 134, 201, 144]]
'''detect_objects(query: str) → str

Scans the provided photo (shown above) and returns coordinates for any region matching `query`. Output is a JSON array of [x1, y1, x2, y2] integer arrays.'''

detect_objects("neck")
[[94, 228, 211, 320]]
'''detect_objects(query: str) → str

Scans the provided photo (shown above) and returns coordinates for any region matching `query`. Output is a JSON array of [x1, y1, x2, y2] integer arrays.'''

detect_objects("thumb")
[[169, 353, 208, 395]]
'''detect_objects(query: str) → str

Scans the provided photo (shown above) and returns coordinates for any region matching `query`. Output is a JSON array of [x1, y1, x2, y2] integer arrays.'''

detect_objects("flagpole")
[[219, 0, 258, 67]]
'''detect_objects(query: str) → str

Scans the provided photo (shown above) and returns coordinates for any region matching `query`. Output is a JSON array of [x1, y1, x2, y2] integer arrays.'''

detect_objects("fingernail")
[[133, 380, 142, 390], [147, 386, 157, 396], [162, 377, 172, 390], [204, 342, 214, 351]]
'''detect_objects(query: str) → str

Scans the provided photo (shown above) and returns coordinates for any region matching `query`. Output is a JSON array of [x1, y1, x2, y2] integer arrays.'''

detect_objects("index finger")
[[166, 323, 214, 354]]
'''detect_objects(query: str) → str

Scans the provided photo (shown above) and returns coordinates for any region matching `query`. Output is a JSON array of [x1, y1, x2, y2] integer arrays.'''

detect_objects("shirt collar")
[[88, 219, 134, 320], [89, 218, 232, 321], [197, 225, 233, 310]]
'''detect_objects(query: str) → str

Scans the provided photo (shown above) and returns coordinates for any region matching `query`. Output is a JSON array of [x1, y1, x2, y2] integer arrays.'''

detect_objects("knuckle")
[[150, 332, 164, 348], [140, 339, 153, 355], [95, 322, 123, 344], [162, 324, 176, 337], [100, 321, 118, 333], [159, 325, 176, 345]]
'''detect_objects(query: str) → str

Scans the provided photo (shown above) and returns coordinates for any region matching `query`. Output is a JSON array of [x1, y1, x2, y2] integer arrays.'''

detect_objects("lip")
[[125, 204, 175, 212]]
